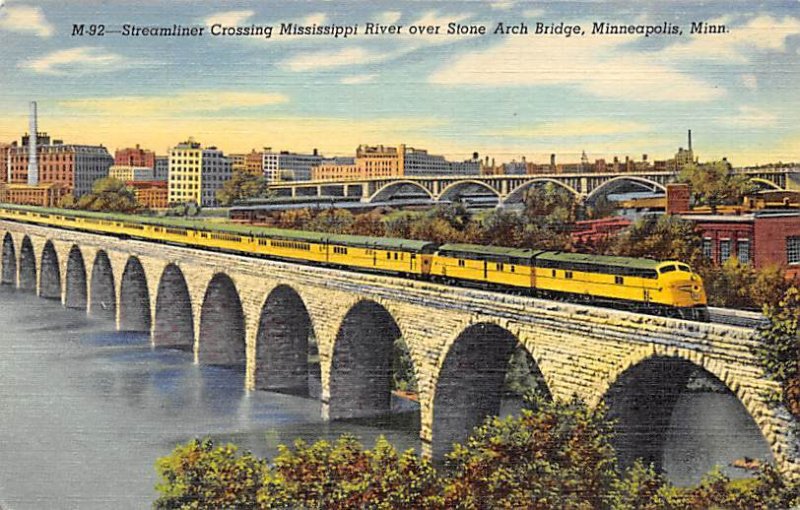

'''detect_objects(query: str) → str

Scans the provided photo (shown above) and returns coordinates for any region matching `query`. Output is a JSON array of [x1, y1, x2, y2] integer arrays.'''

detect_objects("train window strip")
[[536, 259, 658, 279]]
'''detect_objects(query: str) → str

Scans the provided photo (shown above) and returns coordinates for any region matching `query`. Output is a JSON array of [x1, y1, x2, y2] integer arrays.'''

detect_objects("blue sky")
[[0, 0, 798, 165]]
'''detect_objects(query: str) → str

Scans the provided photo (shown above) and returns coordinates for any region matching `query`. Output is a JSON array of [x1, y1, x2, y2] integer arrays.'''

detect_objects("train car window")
[[678, 264, 690, 272], [552, 269, 556, 277], [565, 271, 573, 279], [387, 252, 391, 259], [495, 263, 504, 271], [659, 265, 677, 274], [458, 259, 465, 267], [615, 276, 624, 285], [394, 253, 398, 260], [411, 254, 416, 260], [510, 265, 515, 273]]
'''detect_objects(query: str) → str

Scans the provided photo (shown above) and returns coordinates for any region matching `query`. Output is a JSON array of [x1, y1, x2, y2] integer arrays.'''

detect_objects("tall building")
[[168, 139, 231, 207], [0, 143, 10, 183], [263, 148, 323, 182], [154, 156, 169, 181], [115, 145, 156, 168], [229, 149, 265, 176], [312, 144, 480, 181]]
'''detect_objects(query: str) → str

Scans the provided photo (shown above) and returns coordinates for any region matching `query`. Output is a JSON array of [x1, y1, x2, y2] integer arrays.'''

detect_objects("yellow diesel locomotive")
[[0, 205, 709, 321]]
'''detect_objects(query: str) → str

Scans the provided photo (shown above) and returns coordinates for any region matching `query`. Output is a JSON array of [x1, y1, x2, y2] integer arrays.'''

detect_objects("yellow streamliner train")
[[0, 204, 709, 322]]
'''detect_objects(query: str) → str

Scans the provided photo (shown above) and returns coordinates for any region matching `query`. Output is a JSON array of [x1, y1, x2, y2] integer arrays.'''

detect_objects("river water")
[[0, 288, 774, 508]]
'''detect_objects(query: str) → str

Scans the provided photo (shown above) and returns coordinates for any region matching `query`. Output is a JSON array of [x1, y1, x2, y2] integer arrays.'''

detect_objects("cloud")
[[490, 1, 515, 10], [660, 15, 800, 62], [0, 5, 54, 37], [0, 5, 51, 38], [719, 106, 778, 128], [59, 91, 289, 115], [20, 47, 126, 75], [339, 74, 377, 84], [282, 47, 390, 72], [203, 9, 254, 27], [379, 11, 402, 25], [429, 35, 724, 102], [491, 120, 652, 138], [303, 12, 328, 25], [740, 74, 758, 90], [522, 8, 545, 18]]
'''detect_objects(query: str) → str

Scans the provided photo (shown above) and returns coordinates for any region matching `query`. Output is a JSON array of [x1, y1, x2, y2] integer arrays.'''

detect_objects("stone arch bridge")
[[1, 220, 798, 477]]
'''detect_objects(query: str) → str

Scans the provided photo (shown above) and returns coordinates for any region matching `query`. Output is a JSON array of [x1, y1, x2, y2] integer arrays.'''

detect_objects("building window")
[[719, 239, 731, 264], [702, 238, 712, 260], [787, 237, 800, 264], [737, 239, 750, 264]]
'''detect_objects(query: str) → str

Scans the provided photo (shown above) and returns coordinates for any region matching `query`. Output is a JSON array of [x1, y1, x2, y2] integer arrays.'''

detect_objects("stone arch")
[[367, 180, 435, 203], [90, 250, 116, 321], [39, 241, 61, 300], [255, 284, 315, 394], [2, 233, 16, 285], [328, 300, 403, 420], [504, 178, 581, 205], [431, 322, 544, 459], [197, 273, 245, 367], [119, 256, 151, 332], [18, 236, 36, 292], [584, 176, 666, 204], [65, 245, 87, 309], [153, 263, 194, 349], [438, 180, 502, 205], [602, 354, 775, 477]]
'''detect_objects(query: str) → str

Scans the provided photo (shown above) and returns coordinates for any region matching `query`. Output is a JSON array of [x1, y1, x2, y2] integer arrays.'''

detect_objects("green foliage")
[[392, 337, 417, 392], [165, 202, 202, 217], [522, 183, 577, 230], [702, 258, 791, 309], [216, 170, 269, 206], [679, 161, 757, 212], [608, 215, 706, 269], [307, 208, 354, 234], [75, 177, 140, 213], [260, 435, 441, 509], [755, 286, 800, 418], [503, 346, 548, 398], [153, 438, 267, 510], [441, 398, 619, 510]]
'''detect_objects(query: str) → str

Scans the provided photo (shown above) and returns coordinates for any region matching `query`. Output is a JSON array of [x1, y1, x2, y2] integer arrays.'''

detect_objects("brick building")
[[680, 211, 800, 277], [7, 135, 113, 198], [0, 182, 69, 207], [115, 145, 156, 168], [127, 180, 168, 209]]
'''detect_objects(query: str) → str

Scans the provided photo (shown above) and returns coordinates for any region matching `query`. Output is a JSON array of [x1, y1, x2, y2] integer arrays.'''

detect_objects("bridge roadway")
[[1, 219, 798, 476], [267, 167, 800, 206]]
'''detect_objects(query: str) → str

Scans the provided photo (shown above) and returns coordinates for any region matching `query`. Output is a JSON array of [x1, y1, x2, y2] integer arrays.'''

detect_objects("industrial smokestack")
[[688, 129, 692, 152], [28, 101, 39, 185]]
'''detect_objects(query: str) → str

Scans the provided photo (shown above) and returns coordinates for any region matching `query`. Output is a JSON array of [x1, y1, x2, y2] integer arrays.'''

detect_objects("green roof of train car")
[[534, 251, 664, 269], [438, 243, 545, 262], [0, 204, 436, 252]]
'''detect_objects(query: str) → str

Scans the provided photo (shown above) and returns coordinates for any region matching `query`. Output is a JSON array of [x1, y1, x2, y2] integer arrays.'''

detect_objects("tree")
[[441, 397, 619, 510], [608, 215, 706, 269], [259, 436, 442, 509], [216, 170, 269, 207], [523, 183, 576, 231], [75, 177, 139, 213], [307, 209, 353, 234], [755, 286, 800, 419], [154, 438, 267, 510], [679, 161, 757, 213]]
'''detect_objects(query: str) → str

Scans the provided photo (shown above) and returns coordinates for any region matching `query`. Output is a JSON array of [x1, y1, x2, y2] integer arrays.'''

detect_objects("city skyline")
[[1, 1, 799, 165]]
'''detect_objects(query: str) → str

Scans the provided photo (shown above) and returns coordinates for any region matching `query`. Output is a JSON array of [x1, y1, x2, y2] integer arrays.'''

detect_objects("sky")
[[0, 0, 798, 166]]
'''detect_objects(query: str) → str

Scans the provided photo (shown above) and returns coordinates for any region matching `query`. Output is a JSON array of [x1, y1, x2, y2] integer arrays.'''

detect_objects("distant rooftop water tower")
[[27, 101, 39, 185]]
